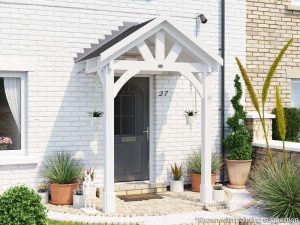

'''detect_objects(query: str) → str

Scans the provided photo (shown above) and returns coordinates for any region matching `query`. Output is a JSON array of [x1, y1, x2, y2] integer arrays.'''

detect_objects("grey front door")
[[114, 77, 149, 182]]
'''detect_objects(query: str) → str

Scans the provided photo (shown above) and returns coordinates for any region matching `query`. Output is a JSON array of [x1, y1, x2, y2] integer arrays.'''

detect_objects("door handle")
[[143, 126, 149, 140]]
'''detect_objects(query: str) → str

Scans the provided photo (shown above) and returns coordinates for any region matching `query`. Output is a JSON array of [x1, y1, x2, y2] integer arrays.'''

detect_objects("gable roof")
[[74, 20, 153, 63], [75, 16, 223, 70]]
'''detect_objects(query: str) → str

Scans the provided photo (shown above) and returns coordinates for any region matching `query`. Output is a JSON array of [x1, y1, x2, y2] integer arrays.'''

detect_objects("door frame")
[[114, 73, 154, 183]]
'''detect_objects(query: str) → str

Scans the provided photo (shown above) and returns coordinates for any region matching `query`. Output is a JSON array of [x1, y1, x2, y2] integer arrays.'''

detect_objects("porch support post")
[[200, 67, 213, 203], [100, 61, 116, 213]]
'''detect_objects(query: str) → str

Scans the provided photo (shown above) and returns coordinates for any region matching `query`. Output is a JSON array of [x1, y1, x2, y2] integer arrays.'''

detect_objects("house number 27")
[[158, 91, 169, 96]]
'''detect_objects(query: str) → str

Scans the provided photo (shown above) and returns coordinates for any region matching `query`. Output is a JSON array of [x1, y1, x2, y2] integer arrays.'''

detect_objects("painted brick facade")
[[0, 0, 246, 190], [246, 0, 300, 112]]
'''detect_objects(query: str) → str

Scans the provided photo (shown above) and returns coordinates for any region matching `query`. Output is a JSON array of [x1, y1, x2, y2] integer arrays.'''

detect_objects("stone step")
[[97, 181, 168, 196]]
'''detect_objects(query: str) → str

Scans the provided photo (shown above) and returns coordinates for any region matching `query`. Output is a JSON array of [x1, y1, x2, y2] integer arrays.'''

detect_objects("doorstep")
[[97, 181, 168, 196]]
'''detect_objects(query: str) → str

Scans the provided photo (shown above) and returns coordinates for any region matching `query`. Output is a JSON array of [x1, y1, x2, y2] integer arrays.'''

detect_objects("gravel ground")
[[47, 188, 299, 225]]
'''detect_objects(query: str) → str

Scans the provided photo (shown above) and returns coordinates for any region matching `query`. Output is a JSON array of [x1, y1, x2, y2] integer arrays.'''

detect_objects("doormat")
[[118, 193, 163, 202]]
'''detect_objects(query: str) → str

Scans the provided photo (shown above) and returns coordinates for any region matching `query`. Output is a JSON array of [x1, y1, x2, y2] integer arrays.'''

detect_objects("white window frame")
[[0, 72, 26, 157], [291, 79, 300, 108], [292, 0, 300, 5]]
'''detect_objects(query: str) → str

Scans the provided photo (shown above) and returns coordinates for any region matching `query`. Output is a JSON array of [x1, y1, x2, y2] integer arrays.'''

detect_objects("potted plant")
[[42, 152, 83, 205], [36, 183, 49, 204], [187, 151, 222, 192], [185, 110, 197, 125], [223, 75, 252, 189], [90, 111, 103, 129], [0, 137, 12, 150], [213, 184, 225, 202], [73, 188, 84, 208], [170, 163, 184, 192]]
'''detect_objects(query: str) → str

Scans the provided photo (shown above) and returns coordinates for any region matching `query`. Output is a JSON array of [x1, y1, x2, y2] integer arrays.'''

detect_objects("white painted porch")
[[76, 16, 223, 213]]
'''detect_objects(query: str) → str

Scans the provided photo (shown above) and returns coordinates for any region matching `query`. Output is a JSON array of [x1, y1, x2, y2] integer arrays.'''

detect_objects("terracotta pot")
[[190, 173, 217, 192], [226, 159, 252, 189], [49, 182, 79, 205]]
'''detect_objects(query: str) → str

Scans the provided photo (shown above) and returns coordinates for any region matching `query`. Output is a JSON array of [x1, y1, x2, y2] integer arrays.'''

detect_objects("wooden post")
[[200, 67, 213, 203], [99, 61, 116, 213]]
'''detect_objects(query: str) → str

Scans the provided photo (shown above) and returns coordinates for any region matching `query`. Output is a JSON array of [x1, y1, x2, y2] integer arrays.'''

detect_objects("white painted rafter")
[[114, 68, 140, 97], [137, 41, 155, 62], [155, 30, 165, 62], [165, 42, 182, 62], [114, 60, 204, 73]]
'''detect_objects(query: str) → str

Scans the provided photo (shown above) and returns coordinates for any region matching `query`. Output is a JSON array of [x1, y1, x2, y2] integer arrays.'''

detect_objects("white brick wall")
[[0, 0, 246, 190]]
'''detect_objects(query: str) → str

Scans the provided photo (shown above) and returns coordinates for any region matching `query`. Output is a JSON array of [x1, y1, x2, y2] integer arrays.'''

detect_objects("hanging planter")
[[185, 110, 197, 125], [89, 111, 103, 130]]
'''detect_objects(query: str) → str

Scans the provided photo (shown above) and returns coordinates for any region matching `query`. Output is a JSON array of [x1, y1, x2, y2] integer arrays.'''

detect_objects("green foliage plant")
[[90, 111, 103, 117], [37, 183, 48, 193], [42, 152, 83, 184], [235, 38, 293, 172], [223, 75, 252, 160], [187, 151, 223, 174], [272, 107, 300, 142], [239, 39, 300, 219], [170, 163, 183, 180], [250, 162, 300, 218], [0, 185, 47, 225], [213, 184, 223, 190], [73, 188, 84, 195], [185, 110, 197, 116]]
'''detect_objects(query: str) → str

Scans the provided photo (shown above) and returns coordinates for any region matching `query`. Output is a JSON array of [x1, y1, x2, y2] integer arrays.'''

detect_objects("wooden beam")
[[179, 70, 203, 98], [114, 68, 140, 97], [137, 41, 155, 62], [200, 68, 212, 204], [165, 42, 182, 62], [100, 61, 116, 213], [85, 58, 97, 73], [114, 60, 205, 73], [75, 61, 86, 73], [155, 30, 165, 62]]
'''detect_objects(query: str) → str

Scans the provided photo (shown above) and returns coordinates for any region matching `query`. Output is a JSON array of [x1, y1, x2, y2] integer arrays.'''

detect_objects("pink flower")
[[0, 137, 12, 145]]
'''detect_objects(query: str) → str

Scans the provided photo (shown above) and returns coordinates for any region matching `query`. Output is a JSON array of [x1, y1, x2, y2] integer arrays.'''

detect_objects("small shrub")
[[187, 151, 223, 174], [0, 185, 47, 225], [250, 162, 300, 219], [272, 107, 300, 142], [223, 75, 252, 160]]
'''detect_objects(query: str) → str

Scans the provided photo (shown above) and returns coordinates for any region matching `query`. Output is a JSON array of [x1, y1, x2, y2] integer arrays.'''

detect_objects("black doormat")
[[118, 193, 163, 202]]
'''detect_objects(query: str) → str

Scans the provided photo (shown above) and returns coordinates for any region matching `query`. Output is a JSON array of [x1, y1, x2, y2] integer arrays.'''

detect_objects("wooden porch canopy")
[[75, 16, 223, 213]]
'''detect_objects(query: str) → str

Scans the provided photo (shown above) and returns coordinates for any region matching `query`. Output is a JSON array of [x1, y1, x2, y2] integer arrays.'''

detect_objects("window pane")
[[292, 0, 300, 5], [122, 116, 135, 135], [122, 96, 135, 115], [291, 80, 300, 107], [0, 78, 21, 150]]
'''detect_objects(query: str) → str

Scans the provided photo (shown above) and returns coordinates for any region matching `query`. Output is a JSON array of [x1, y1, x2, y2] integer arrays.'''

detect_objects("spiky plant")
[[186, 151, 223, 174], [250, 162, 300, 218], [42, 152, 83, 184], [275, 86, 288, 174], [171, 163, 183, 180], [235, 38, 293, 172]]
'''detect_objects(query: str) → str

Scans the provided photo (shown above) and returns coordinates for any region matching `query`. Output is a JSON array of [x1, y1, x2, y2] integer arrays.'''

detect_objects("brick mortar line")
[[0, 0, 196, 20]]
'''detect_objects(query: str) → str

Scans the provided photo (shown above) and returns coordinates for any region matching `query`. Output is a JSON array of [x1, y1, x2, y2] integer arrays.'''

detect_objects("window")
[[292, 0, 300, 5], [291, 79, 300, 107], [0, 73, 25, 152]]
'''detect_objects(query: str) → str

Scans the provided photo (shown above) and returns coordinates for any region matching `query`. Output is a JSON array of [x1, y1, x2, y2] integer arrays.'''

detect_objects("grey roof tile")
[[74, 19, 154, 63]]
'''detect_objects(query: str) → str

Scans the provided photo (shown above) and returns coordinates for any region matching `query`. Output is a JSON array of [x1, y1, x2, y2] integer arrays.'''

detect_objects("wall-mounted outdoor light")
[[198, 14, 207, 24]]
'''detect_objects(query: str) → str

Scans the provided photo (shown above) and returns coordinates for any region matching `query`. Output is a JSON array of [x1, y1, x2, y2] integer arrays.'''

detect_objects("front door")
[[114, 77, 149, 182]]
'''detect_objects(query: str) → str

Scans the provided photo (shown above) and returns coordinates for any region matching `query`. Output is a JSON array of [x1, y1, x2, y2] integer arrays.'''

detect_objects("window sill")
[[287, 4, 300, 11], [252, 140, 300, 153], [0, 156, 39, 166]]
